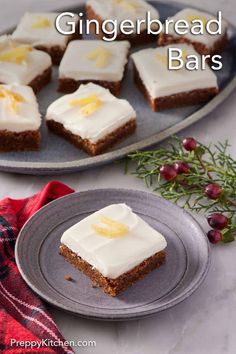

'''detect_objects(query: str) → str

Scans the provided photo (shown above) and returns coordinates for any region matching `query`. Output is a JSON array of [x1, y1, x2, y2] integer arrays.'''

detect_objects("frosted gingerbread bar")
[[58, 40, 130, 96], [86, 0, 160, 46], [46, 83, 137, 156], [60, 204, 167, 296], [131, 44, 219, 111], [0, 84, 41, 152], [0, 36, 52, 93], [12, 12, 80, 65], [158, 8, 228, 56]]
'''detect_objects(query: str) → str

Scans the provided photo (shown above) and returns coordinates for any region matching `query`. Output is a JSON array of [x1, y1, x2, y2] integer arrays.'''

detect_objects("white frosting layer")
[[0, 36, 52, 85], [164, 8, 227, 47], [46, 83, 136, 143], [87, 0, 159, 33], [12, 12, 78, 48], [59, 40, 130, 82], [131, 44, 218, 99], [0, 84, 41, 132], [61, 204, 167, 279]]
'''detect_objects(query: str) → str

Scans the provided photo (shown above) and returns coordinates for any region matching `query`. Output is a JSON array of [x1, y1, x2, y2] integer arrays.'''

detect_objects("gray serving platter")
[[1, 0, 236, 175], [15, 189, 210, 320]]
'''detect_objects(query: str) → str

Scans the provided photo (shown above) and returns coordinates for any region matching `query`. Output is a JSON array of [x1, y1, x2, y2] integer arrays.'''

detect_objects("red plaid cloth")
[[0, 181, 75, 354]]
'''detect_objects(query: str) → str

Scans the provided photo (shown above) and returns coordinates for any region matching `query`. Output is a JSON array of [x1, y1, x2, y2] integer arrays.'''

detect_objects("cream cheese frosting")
[[0, 36, 52, 85], [61, 203, 167, 279], [46, 83, 136, 143], [0, 84, 41, 132], [59, 40, 130, 82], [12, 12, 79, 48], [87, 0, 160, 33], [164, 8, 227, 47], [131, 43, 218, 99]]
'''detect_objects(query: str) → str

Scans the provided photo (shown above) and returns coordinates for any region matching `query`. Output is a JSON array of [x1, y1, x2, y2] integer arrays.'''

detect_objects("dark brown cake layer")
[[58, 78, 122, 96], [60, 244, 166, 297], [86, 5, 158, 46], [47, 118, 136, 156], [36, 45, 66, 66], [0, 129, 40, 152], [28, 66, 52, 94], [133, 63, 219, 111], [158, 31, 228, 56], [0, 67, 52, 95], [58, 60, 129, 96]]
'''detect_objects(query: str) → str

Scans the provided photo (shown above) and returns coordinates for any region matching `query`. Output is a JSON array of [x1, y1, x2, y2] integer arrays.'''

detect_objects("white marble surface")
[[0, 1, 236, 353]]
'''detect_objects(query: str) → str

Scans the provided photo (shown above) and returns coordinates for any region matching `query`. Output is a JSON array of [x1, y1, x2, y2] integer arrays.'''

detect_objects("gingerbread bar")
[[0, 36, 52, 93], [131, 44, 219, 111], [58, 40, 130, 95], [12, 12, 80, 65], [0, 84, 41, 152], [46, 83, 137, 155], [60, 204, 167, 296], [86, 0, 160, 46], [158, 8, 228, 56]]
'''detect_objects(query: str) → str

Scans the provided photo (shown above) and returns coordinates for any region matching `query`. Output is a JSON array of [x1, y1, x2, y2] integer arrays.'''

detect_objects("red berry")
[[207, 230, 222, 244], [174, 161, 190, 174], [205, 183, 222, 200], [207, 213, 228, 230], [160, 165, 177, 181], [183, 137, 197, 151]]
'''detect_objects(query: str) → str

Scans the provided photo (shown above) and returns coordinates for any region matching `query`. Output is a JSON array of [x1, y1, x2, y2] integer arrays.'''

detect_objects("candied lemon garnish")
[[0, 46, 32, 64], [69, 94, 103, 117], [79, 100, 103, 117], [92, 216, 129, 238], [172, 49, 188, 67], [187, 15, 208, 27], [181, 49, 188, 60], [0, 88, 25, 113], [70, 95, 98, 106], [87, 47, 112, 68], [32, 16, 51, 29], [113, 0, 140, 12]]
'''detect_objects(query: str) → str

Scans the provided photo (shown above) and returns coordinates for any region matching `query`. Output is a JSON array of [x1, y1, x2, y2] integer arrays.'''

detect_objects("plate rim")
[[0, 0, 236, 174], [15, 188, 211, 321]]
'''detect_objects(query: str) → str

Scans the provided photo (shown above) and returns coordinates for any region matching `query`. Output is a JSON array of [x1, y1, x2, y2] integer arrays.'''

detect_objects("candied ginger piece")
[[92, 216, 129, 238], [32, 17, 51, 29], [69, 94, 103, 117], [0, 88, 25, 113], [187, 15, 208, 27], [0, 46, 32, 64], [87, 47, 112, 68], [113, 0, 140, 12]]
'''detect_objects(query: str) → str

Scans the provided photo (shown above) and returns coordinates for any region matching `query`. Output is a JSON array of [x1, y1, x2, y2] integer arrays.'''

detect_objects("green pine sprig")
[[126, 136, 236, 243]]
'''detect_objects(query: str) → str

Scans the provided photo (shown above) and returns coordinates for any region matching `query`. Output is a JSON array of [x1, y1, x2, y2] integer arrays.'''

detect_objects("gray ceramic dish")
[[1, 0, 235, 175], [15, 189, 210, 320]]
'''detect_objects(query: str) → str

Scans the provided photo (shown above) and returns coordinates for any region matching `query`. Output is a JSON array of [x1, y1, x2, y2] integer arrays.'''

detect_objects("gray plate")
[[2, 0, 236, 175], [15, 189, 210, 320]]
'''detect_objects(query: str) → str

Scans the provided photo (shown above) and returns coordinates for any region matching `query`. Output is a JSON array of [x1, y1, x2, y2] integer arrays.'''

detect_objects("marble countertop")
[[0, 1, 236, 353]]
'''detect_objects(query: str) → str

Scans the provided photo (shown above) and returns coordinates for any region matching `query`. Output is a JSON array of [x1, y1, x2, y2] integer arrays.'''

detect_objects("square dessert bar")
[[86, 0, 160, 46], [12, 12, 80, 65], [131, 44, 219, 111], [158, 8, 228, 56], [0, 36, 52, 94], [60, 204, 167, 296], [58, 40, 130, 96], [0, 84, 41, 152], [46, 83, 137, 156]]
